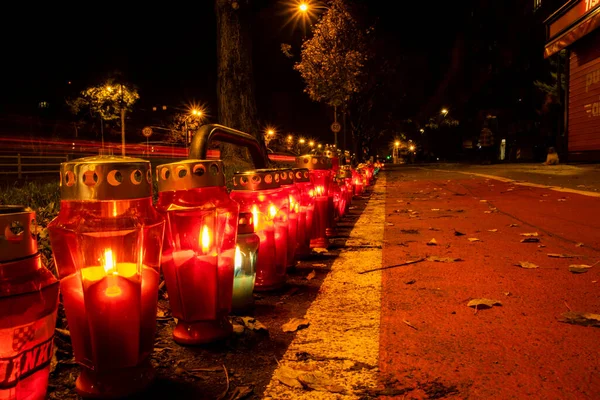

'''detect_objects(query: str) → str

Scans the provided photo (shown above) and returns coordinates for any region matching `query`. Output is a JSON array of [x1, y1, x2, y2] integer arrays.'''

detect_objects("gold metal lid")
[[232, 169, 281, 191], [295, 155, 332, 170], [157, 160, 225, 192], [278, 168, 294, 186], [0, 206, 37, 263], [338, 169, 353, 179], [292, 168, 310, 183], [323, 149, 339, 159], [59, 155, 153, 201]]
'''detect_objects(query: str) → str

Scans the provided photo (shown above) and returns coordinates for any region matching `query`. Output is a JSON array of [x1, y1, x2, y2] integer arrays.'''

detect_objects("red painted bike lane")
[[379, 171, 600, 399]]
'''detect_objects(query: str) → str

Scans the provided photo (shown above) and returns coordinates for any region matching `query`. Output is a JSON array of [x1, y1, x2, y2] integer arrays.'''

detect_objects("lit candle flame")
[[234, 245, 242, 273], [252, 205, 259, 231], [103, 249, 116, 274], [269, 205, 277, 219], [201, 225, 210, 253]]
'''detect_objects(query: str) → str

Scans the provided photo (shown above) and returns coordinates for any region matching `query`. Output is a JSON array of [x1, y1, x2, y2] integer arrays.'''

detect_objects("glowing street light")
[[394, 141, 400, 148], [299, 138, 306, 145], [191, 108, 203, 117], [420, 128, 425, 133], [309, 140, 315, 148], [267, 129, 275, 136], [299, 2, 309, 12], [441, 108, 448, 116], [287, 135, 293, 142]]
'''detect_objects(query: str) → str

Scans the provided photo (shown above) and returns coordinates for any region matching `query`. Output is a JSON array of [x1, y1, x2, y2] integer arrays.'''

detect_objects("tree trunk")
[[215, 0, 259, 163]]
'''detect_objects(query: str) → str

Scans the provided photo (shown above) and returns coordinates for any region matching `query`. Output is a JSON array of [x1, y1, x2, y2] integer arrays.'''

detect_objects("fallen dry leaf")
[[275, 366, 304, 389], [426, 256, 462, 262], [427, 238, 438, 246], [558, 198, 567, 202], [239, 317, 268, 333], [297, 371, 346, 393], [312, 263, 327, 267], [576, 243, 584, 247], [431, 208, 440, 211], [306, 270, 316, 280], [488, 229, 498, 232], [404, 279, 416, 285], [509, 223, 519, 227], [484, 211, 492, 214], [515, 261, 539, 269], [503, 292, 512, 296], [467, 298, 502, 309], [454, 230, 465, 236], [428, 227, 440, 231], [468, 238, 480, 242], [282, 318, 310, 332], [312, 248, 328, 254], [520, 232, 539, 237], [386, 222, 394, 226], [480, 200, 488, 203], [547, 253, 579, 258], [569, 264, 592, 274], [559, 312, 600, 327], [521, 237, 540, 243]]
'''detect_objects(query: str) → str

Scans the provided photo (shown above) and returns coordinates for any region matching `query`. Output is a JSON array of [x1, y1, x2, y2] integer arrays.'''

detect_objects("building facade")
[[545, 0, 600, 161]]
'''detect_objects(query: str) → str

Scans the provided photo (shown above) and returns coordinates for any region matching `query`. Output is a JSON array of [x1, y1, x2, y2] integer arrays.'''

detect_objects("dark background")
[[1, 1, 467, 143]]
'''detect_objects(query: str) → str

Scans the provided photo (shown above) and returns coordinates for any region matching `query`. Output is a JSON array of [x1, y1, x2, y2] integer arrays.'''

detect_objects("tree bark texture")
[[215, 0, 260, 162]]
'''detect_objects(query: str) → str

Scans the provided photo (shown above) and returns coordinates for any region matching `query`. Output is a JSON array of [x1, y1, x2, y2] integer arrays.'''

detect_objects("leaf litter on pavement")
[[559, 312, 600, 328], [426, 256, 462, 263], [467, 299, 502, 309], [282, 318, 310, 333], [569, 265, 592, 274], [515, 261, 540, 269], [521, 237, 540, 243], [547, 253, 580, 258], [274, 365, 346, 394]]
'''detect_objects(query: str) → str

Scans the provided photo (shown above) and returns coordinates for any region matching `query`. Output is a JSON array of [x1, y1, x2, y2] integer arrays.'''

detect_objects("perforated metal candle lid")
[[278, 168, 294, 186], [59, 155, 153, 201], [157, 160, 225, 192], [0, 206, 37, 262], [232, 169, 281, 191], [295, 155, 333, 170], [292, 168, 310, 183]]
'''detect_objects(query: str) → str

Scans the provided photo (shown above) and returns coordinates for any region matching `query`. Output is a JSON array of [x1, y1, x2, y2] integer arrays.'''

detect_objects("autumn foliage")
[[294, 0, 369, 107]]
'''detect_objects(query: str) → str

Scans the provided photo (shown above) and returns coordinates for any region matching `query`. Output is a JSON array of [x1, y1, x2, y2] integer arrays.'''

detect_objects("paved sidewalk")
[[416, 163, 600, 195], [264, 175, 387, 399]]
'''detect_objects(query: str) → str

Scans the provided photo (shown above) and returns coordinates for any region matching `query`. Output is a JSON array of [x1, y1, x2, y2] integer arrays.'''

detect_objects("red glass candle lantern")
[[296, 155, 335, 248], [334, 174, 349, 219], [231, 212, 260, 313], [340, 166, 354, 208], [292, 168, 314, 258], [353, 167, 365, 196], [230, 169, 289, 291], [48, 155, 165, 398], [0, 206, 59, 400], [156, 160, 239, 344], [278, 169, 299, 268]]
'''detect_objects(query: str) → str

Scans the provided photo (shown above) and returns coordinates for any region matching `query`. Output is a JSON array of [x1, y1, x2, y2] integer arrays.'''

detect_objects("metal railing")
[[0, 154, 68, 179]]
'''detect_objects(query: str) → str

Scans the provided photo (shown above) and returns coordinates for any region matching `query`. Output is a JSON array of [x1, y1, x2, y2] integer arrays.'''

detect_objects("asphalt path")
[[379, 165, 600, 399]]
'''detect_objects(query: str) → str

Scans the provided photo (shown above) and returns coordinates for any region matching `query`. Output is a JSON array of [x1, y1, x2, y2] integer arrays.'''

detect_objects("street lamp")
[[309, 140, 315, 148], [420, 128, 425, 134], [299, 2, 308, 12], [441, 108, 448, 116]]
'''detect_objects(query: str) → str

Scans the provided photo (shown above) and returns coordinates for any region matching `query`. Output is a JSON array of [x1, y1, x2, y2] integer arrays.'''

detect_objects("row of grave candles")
[[1, 154, 377, 399]]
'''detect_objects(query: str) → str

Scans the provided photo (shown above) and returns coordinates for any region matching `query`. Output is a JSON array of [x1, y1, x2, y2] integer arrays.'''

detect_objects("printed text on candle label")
[[0, 338, 54, 388]]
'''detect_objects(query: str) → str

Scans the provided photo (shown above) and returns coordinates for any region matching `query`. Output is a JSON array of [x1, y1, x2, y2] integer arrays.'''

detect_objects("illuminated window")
[[38, 101, 48, 109], [534, 0, 542, 11]]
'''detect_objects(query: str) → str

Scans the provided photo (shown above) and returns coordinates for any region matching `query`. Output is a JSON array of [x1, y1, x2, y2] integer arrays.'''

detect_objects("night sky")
[[2, 1, 467, 143]]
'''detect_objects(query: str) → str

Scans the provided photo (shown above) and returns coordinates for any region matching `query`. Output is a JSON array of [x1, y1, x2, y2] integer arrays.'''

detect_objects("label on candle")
[[0, 312, 56, 389]]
